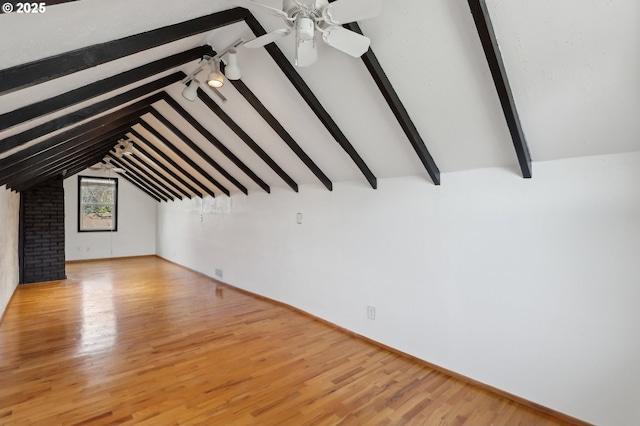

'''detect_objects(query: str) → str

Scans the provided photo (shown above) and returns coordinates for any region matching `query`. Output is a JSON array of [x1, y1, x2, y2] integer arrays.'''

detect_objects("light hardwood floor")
[[0, 256, 578, 425]]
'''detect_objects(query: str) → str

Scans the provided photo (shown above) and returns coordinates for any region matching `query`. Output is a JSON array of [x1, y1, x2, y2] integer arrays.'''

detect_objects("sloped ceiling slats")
[[109, 153, 183, 201], [10, 137, 118, 191], [116, 170, 164, 203], [196, 88, 298, 193], [13, 138, 119, 192], [112, 150, 187, 200], [139, 117, 231, 196], [110, 158, 170, 202], [0, 120, 137, 190], [160, 94, 271, 194], [2, 123, 136, 188], [0, 91, 166, 166], [147, 107, 249, 195], [140, 121, 230, 195], [129, 128, 210, 198]]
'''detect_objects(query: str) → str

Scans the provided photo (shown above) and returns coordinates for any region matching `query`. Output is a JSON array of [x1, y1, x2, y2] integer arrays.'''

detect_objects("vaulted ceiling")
[[1, 0, 638, 200]]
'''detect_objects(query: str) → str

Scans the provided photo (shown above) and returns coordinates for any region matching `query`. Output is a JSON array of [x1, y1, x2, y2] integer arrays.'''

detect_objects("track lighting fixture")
[[180, 39, 244, 101]]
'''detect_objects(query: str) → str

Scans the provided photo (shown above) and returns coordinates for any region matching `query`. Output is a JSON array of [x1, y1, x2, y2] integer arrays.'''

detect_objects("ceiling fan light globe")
[[296, 17, 315, 41]]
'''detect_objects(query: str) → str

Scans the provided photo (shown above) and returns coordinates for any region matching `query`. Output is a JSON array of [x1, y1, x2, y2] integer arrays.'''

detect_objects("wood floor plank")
[[0, 257, 579, 425]]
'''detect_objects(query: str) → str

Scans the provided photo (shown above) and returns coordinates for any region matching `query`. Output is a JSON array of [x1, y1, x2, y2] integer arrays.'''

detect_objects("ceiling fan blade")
[[324, 0, 381, 24], [232, 0, 289, 19], [322, 26, 370, 57], [295, 38, 318, 67], [244, 28, 291, 48]]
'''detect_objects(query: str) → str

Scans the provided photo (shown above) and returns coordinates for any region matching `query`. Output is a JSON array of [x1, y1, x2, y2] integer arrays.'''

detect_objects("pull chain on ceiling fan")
[[237, 0, 382, 66]]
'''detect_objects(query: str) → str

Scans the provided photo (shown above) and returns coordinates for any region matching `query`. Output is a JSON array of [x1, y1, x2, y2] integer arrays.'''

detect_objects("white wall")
[[64, 170, 157, 260], [156, 151, 640, 426], [0, 186, 20, 320]]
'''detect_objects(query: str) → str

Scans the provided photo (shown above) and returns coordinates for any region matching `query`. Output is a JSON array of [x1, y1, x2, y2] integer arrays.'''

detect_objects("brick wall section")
[[21, 176, 66, 284]]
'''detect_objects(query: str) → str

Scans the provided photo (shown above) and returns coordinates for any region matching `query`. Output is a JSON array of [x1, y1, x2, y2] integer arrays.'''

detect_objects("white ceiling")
[[1, 0, 638, 192]]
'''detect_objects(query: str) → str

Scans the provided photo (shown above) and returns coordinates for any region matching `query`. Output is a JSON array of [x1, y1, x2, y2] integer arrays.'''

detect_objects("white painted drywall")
[[0, 186, 20, 320], [64, 170, 157, 261], [157, 151, 640, 426]]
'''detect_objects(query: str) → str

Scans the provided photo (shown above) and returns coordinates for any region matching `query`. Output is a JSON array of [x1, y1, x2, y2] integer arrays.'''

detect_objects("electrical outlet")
[[367, 306, 376, 320], [215, 268, 223, 279], [296, 213, 303, 224], [200, 214, 204, 222]]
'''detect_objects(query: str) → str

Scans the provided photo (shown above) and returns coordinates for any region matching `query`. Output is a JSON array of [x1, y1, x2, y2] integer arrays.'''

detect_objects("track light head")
[[207, 59, 224, 88], [182, 78, 200, 101], [224, 49, 242, 80]]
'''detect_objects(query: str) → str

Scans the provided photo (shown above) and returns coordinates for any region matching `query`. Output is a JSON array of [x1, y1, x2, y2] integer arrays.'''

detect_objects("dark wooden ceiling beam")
[[0, 72, 183, 154], [121, 140, 196, 200], [160, 94, 269, 193], [0, 47, 211, 134], [11, 138, 119, 191], [322, 0, 439, 184], [196, 88, 298, 192], [0, 8, 247, 95], [118, 152, 193, 200], [115, 154, 188, 200], [129, 128, 209, 198], [125, 139, 197, 199], [0, 93, 165, 170], [11, 151, 106, 191], [0, 120, 136, 184], [129, 129, 209, 198], [467, 0, 532, 178], [3, 137, 110, 189], [343, 22, 441, 185], [0, 110, 143, 173], [149, 107, 248, 195], [90, 158, 169, 202], [229, 79, 333, 191], [244, 15, 377, 189], [139, 117, 230, 196], [107, 154, 180, 201]]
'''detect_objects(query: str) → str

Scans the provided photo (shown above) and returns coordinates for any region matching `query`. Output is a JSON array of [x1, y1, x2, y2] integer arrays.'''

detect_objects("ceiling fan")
[[89, 157, 125, 174], [238, 0, 382, 66], [114, 139, 134, 158]]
